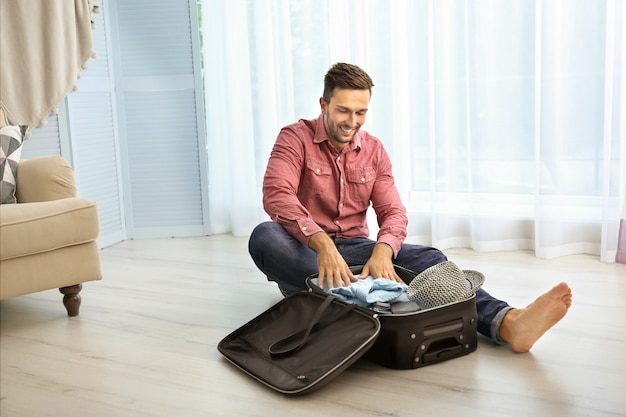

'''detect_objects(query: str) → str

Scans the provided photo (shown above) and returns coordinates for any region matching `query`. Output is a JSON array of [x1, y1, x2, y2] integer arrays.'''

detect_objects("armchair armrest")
[[15, 156, 77, 203]]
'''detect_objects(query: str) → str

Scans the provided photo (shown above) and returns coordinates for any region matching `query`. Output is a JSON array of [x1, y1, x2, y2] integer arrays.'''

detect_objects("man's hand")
[[360, 243, 403, 283], [308, 232, 356, 289]]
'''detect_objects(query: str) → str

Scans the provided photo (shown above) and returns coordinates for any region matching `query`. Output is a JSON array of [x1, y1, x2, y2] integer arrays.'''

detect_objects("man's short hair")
[[323, 63, 374, 103]]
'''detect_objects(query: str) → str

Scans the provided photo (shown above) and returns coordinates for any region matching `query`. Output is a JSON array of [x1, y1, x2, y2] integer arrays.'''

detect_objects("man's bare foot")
[[499, 282, 573, 353]]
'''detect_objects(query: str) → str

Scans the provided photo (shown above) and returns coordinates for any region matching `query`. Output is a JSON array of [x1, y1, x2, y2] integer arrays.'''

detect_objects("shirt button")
[[335, 220, 340, 225], [340, 178, 344, 184], [302, 226, 307, 231], [316, 168, 320, 174], [361, 177, 365, 182], [339, 203, 343, 208]]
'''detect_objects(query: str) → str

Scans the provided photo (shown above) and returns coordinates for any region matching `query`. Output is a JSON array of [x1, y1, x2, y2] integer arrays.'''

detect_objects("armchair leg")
[[59, 284, 82, 316]]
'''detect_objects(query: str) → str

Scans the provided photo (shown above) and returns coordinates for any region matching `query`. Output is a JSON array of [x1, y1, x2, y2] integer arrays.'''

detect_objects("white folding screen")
[[24, 0, 208, 246]]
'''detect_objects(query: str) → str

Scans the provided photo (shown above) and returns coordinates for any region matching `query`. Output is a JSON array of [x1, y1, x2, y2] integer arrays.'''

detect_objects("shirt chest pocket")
[[301, 159, 332, 194], [346, 167, 376, 202]]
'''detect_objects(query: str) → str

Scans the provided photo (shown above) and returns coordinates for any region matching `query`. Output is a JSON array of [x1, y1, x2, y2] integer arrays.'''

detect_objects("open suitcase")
[[218, 265, 478, 395], [307, 265, 478, 369]]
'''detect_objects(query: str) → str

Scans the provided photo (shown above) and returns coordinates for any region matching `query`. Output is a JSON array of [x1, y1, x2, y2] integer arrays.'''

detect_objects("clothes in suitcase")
[[217, 291, 380, 395], [307, 264, 478, 370]]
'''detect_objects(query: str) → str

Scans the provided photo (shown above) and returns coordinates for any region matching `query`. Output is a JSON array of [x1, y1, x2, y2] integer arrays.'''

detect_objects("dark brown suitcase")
[[218, 265, 478, 395], [307, 264, 478, 369]]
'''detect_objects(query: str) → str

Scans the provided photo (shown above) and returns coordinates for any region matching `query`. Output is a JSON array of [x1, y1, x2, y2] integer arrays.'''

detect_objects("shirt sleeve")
[[262, 126, 324, 246], [370, 146, 408, 257]]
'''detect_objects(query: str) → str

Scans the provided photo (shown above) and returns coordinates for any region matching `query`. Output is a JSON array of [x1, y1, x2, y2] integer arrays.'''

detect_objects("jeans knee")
[[396, 244, 448, 275], [430, 248, 448, 264], [249, 222, 273, 255], [249, 221, 289, 257]]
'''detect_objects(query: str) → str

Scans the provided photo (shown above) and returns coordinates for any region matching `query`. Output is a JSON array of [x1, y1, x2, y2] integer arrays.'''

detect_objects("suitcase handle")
[[269, 296, 356, 358], [422, 341, 463, 364]]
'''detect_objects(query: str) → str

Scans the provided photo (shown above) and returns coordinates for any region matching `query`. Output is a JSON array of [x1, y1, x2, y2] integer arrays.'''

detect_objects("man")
[[248, 62, 572, 353]]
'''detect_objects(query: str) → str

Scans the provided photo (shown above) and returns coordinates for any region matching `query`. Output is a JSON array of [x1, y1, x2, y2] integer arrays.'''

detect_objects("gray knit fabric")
[[407, 261, 485, 309]]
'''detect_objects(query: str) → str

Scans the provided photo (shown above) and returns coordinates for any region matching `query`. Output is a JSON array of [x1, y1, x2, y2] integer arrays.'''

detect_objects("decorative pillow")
[[0, 125, 25, 204]]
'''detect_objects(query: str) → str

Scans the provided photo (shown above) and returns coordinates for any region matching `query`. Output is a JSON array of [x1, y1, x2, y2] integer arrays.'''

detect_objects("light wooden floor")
[[1, 234, 625, 417]]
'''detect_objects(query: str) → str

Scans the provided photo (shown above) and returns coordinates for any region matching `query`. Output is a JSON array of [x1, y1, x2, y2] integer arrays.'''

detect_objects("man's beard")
[[326, 115, 359, 145]]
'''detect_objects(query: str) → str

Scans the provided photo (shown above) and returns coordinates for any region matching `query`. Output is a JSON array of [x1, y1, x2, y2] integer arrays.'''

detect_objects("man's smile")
[[340, 126, 356, 136]]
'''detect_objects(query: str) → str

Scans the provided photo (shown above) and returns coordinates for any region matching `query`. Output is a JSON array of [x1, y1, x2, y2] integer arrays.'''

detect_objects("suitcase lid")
[[218, 291, 381, 395]]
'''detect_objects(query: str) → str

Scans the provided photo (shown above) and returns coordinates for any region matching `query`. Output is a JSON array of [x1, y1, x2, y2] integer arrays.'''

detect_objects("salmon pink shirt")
[[262, 114, 408, 257]]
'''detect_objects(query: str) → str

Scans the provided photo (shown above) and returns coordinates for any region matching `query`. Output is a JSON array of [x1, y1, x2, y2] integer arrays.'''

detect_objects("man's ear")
[[319, 97, 328, 114]]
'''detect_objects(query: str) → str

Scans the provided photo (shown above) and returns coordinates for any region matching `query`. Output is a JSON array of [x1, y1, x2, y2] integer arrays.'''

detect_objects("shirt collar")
[[313, 113, 362, 152]]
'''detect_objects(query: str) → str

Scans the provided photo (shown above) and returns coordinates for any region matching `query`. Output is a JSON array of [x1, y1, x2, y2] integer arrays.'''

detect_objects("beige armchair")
[[0, 156, 102, 316]]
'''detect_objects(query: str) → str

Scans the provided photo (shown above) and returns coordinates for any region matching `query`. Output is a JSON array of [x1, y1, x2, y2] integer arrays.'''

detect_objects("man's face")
[[320, 88, 370, 151]]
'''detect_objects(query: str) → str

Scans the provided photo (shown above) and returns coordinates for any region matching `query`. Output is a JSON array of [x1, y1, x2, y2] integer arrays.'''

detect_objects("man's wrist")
[[372, 242, 393, 259], [308, 231, 335, 254]]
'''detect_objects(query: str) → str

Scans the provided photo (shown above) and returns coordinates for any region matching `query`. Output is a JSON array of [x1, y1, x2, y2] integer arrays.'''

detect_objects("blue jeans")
[[248, 221, 512, 344]]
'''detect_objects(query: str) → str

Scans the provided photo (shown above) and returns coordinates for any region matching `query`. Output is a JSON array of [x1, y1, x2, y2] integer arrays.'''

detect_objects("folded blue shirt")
[[325, 275, 409, 307]]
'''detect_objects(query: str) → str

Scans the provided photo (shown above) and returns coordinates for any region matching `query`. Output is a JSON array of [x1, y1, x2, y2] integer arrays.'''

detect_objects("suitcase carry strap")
[[268, 296, 357, 358]]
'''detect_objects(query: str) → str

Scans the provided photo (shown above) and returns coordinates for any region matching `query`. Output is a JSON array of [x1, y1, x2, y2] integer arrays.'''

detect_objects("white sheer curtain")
[[201, 0, 625, 263]]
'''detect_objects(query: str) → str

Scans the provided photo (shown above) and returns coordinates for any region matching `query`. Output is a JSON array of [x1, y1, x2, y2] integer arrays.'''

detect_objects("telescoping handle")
[[268, 296, 356, 358]]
